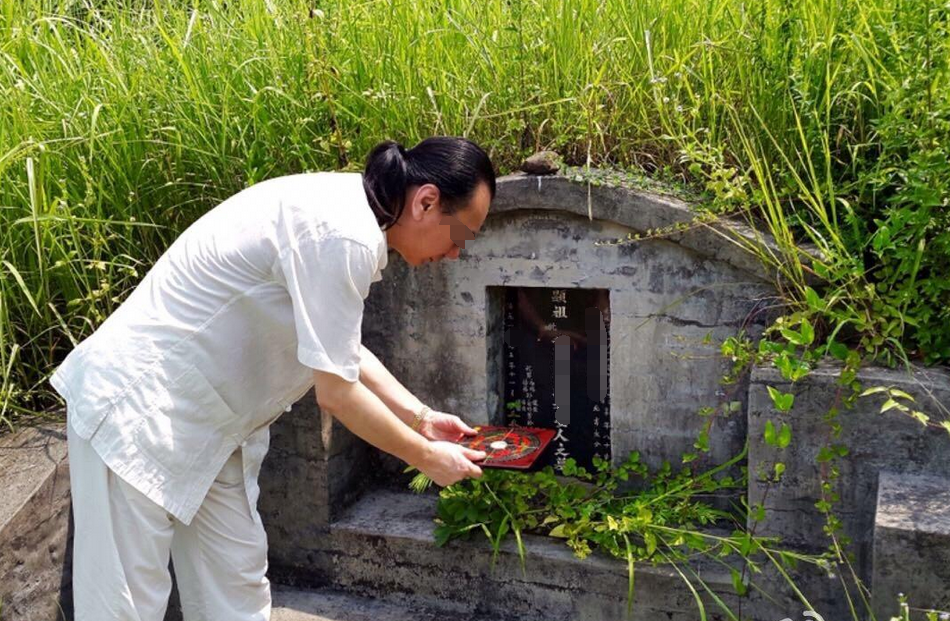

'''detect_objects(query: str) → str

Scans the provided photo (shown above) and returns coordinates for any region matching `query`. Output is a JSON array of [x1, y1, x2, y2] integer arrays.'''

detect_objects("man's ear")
[[406, 186, 428, 222], [417, 183, 441, 213]]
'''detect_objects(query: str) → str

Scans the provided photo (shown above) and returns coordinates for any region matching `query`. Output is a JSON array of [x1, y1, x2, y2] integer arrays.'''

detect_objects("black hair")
[[362, 136, 496, 230]]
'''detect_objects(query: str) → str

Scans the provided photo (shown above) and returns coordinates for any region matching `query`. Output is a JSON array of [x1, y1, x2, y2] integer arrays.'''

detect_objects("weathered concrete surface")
[[872, 471, 950, 618], [272, 586, 498, 621], [169, 584, 483, 621], [744, 557, 849, 621], [748, 363, 950, 620], [320, 489, 739, 621], [258, 394, 378, 581], [362, 172, 776, 480], [0, 420, 72, 621], [491, 172, 776, 281]]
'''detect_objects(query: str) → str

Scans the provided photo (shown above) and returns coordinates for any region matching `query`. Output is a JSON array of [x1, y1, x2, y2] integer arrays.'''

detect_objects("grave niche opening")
[[490, 286, 611, 473]]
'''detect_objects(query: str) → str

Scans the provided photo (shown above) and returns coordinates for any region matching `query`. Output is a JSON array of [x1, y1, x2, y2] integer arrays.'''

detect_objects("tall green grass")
[[1, 0, 947, 428]]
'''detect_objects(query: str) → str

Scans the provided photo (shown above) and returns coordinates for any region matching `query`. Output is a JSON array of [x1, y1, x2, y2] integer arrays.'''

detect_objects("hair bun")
[[363, 136, 495, 230]]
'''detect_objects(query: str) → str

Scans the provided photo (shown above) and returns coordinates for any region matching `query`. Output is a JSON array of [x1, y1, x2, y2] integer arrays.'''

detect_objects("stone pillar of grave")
[[257, 393, 378, 583], [747, 363, 950, 621]]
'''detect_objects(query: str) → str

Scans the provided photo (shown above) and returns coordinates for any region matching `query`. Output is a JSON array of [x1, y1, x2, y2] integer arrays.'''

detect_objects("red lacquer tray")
[[453, 425, 556, 469]]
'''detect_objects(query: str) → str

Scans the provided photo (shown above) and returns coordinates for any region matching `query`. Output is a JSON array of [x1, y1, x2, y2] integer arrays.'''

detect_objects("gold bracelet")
[[410, 404, 432, 432]]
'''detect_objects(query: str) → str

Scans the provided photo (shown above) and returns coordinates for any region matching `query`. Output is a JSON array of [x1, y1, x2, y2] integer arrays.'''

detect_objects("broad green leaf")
[[881, 398, 904, 413], [643, 531, 657, 557], [888, 389, 915, 402], [767, 386, 794, 412], [434, 526, 452, 547], [776, 355, 811, 381], [777, 423, 792, 449], [730, 567, 748, 596], [799, 318, 815, 345], [827, 341, 849, 361], [780, 325, 805, 346]]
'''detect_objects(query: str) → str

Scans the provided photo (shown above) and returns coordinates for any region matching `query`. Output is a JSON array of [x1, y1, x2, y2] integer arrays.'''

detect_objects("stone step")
[[319, 489, 739, 621], [872, 471, 950, 618], [0, 421, 71, 621], [271, 586, 497, 621]]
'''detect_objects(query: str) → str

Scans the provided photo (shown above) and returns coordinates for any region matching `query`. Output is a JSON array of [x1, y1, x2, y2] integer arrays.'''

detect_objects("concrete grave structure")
[[257, 171, 950, 620], [259, 170, 779, 619], [748, 363, 950, 620]]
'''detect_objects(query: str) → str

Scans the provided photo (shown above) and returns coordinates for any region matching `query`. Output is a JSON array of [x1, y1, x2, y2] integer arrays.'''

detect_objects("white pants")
[[68, 420, 272, 621]]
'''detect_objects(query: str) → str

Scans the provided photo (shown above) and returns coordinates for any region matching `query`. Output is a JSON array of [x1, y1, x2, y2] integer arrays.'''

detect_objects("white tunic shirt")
[[50, 172, 388, 524]]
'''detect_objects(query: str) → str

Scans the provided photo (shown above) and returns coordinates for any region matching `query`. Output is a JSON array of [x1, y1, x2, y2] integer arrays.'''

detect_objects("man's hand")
[[419, 411, 479, 442], [416, 441, 486, 487]]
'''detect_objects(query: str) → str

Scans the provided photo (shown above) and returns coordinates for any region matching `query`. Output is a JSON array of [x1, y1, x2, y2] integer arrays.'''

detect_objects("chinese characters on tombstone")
[[502, 287, 611, 473]]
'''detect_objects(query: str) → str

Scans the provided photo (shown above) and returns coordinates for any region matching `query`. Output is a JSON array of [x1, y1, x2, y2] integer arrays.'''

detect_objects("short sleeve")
[[276, 235, 377, 382]]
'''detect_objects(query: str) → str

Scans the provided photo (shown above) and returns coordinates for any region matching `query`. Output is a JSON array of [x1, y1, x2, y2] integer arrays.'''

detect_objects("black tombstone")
[[501, 287, 611, 473]]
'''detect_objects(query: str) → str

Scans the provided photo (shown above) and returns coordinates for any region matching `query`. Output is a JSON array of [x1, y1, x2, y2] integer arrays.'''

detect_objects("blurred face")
[[387, 182, 491, 266]]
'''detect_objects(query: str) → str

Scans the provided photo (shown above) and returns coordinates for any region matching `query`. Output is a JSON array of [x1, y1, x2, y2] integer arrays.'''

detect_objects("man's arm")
[[357, 344, 480, 443], [314, 369, 427, 464], [358, 344, 424, 425], [313, 370, 484, 486]]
